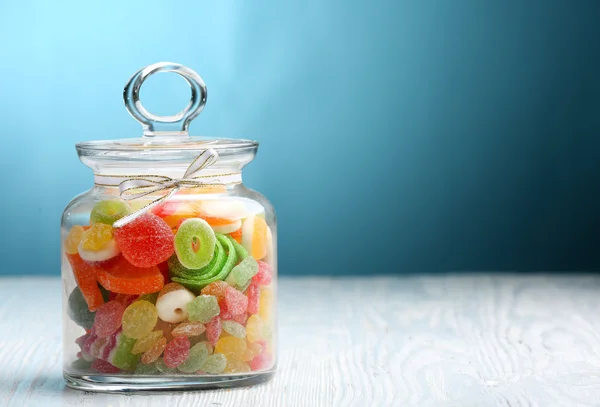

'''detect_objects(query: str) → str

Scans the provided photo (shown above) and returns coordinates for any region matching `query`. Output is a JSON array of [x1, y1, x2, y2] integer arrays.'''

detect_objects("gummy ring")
[[174, 218, 216, 269]]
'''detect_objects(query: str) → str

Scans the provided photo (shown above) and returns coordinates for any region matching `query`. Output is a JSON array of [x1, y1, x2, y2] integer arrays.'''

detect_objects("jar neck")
[[93, 170, 242, 189]]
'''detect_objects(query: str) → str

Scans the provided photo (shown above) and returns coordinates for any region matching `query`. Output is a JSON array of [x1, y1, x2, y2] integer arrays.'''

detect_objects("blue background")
[[1, 0, 599, 275]]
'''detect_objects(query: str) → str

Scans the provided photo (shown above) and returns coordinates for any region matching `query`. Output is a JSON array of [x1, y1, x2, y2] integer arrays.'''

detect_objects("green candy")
[[187, 295, 220, 323], [134, 362, 160, 375], [137, 292, 159, 304], [229, 236, 249, 260], [90, 199, 132, 225], [221, 320, 246, 338], [155, 358, 178, 374], [175, 218, 216, 269], [70, 358, 92, 371], [225, 256, 258, 289], [177, 342, 210, 373], [201, 353, 227, 374], [110, 334, 140, 371], [68, 286, 110, 329]]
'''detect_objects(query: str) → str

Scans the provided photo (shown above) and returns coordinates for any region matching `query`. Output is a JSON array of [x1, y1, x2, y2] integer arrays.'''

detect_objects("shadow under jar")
[[61, 62, 277, 392]]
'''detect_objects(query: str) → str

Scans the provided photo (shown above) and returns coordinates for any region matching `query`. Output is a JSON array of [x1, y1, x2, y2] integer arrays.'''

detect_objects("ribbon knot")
[[113, 148, 219, 228]]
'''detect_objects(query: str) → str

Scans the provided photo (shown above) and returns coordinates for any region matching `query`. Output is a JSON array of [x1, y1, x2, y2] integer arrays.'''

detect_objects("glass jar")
[[61, 63, 277, 392]]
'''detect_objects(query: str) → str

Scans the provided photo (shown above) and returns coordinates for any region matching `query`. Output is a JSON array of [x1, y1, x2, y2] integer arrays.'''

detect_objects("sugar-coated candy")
[[264, 226, 274, 266], [215, 336, 247, 360], [174, 218, 216, 269], [134, 361, 159, 375], [241, 215, 268, 260], [154, 319, 175, 342], [141, 337, 167, 365], [172, 321, 206, 337], [177, 342, 210, 373], [200, 281, 229, 299], [205, 317, 222, 346], [258, 287, 274, 322], [157, 261, 171, 284], [66, 253, 105, 311], [198, 200, 247, 224], [78, 328, 140, 371], [225, 256, 258, 289], [187, 295, 220, 323], [122, 300, 158, 339], [229, 228, 242, 243], [252, 261, 273, 286], [153, 200, 202, 232], [96, 255, 164, 295], [224, 358, 251, 373], [114, 212, 174, 268], [91, 359, 121, 373], [111, 334, 140, 370], [132, 330, 164, 354], [224, 286, 248, 316], [200, 353, 227, 374], [70, 357, 92, 370], [164, 336, 190, 368], [221, 320, 246, 338], [90, 199, 132, 226], [64, 225, 85, 255], [211, 219, 242, 234], [246, 282, 260, 315], [249, 353, 273, 371], [78, 223, 120, 262], [222, 311, 248, 326], [246, 314, 263, 343], [68, 286, 109, 329], [137, 292, 159, 304], [94, 300, 125, 338], [155, 357, 178, 374], [242, 341, 262, 362], [155, 283, 195, 323]]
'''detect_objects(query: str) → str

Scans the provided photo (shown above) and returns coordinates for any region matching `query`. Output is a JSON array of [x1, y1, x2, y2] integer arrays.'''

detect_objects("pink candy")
[[163, 335, 190, 368], [94, 301, 125, 338], [252, 261, 272, 286], [224, 286, 248, 316], [246, 283, 259, 315], [205, 317, 221, 346]]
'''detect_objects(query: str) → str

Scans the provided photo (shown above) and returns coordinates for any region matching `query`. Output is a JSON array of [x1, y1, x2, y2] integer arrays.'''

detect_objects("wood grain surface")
[[1, 275, 600, 407]]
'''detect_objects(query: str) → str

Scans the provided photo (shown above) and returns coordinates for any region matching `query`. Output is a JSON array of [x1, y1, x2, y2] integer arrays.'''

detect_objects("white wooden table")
[[1, 275, 600, 406]]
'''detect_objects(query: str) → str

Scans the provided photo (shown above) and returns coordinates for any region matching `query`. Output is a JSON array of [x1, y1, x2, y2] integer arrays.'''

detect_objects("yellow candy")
[[64, 226, 85, 255], [80, 223, 113, 250], [122, 300, 159, 340], [246, 314, 263, 343], [258, 287, 274, 322], [224, 358, 251, 373], [242, 341, 262, 362], [132, 330, 164, 354], [214, 336, 247, 360]]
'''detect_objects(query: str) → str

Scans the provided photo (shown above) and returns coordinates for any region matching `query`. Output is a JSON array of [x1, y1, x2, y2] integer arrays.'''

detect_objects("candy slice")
[[132, 331, 164, 354], [215, 336, 247, 360], [64, 225, 85, 255], [114, 213, 174, 268], [177, 342, 209, 373], [155, 201, 203, 232], [78, 223, 120, 263], [94, 300, 125, 338], [122, 300, 158, 339], [241, 215, 268, 260], [221, 320, 246, 338], [201, 353, 227, 374], [225, 256, 258, 289], [141, 337, 167, 364], [155, 283, 196, 323], [96, 256, 164, 295], [198, 200, 248, 222], [66, 253, 105, 311], [187, 295, 220, 323], [163, 336, 190, 368], [90, 199, 133, 226], [172, 321, 206, 337], [174, 218, 216, 269], [229, 228, 242, 243]]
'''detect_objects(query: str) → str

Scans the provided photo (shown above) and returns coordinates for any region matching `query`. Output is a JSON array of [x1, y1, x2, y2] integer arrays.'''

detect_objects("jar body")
[[61, 183, 277, 392]]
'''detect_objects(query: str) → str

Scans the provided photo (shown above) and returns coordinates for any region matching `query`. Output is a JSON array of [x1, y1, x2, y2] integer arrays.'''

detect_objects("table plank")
[[1, 275, 600, 406]]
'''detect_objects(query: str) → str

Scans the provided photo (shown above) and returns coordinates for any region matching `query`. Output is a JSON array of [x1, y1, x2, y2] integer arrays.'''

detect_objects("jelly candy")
[[132, 330, 164, 354], [70, 357, 92, 370], [172, 321, 206, 337], [210, 219, 242, 234], [154, 319, 175, 342], [221, 320, 246, 338], [135, 361, 159, 375], [177, 342, 209, 373], [249, 353, 273, 371], [252, 261, 273, 286], [258, 287, 274, 322], [187, 295, 220, 323], [224, 358, 251, 373], [200, 281, 229, 299], [241, 215, 268, 260], [111, 334, 140, 370], [198, 200, 247, 225], [155, 357, 178, 374], [229, 228, 242, 243], [246, 314, 263, 343], [94, 300, 125, 338], [215, 336, 247, 360], [157, 261, 171, 284], [246, 282, 260, 315], [68, 286, 110, 329], [137, 292, 159, 304], [200, 353, 227, 374], [224, 286, 248, 316], [96, 255, 164, 295], [155, 283, 195, 323], [64, 225, 85, 255], [264, 226, 274, 266], [205, 317, 222, 346], [174, 218, 216, 269], [222, 311, 248, 326], [90, 199, 132, 226], [122, 300, 158, 339], [78, 223, 120, 262], [242, 341, 262, 362], [226, 256, 258, 289], [141, 337, 167, 365], [164, 336, 190, 368], [91, 359, 121, 373], [153, 201, 202, 232], [114, 212, 174, 268], [66, 253, 105, 311]]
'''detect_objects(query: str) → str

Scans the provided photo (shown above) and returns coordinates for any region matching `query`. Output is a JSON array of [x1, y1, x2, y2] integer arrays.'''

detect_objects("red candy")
[[94, 300, 125, 338], [249, 353, 273, 371], [163, 335, 190, 368], [114, 213, 174, 268], [246, 283, 260, 315], [205, 317, 222, 346], [224, 286, 248, 316], [91, 359, 121, 373], [252, 261, 272, 286]]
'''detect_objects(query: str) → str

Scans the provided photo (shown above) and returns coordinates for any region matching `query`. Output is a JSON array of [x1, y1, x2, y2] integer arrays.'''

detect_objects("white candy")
[[156, 285, 196, 323], [211, 219, 242, 234], [78, 239, 120, 262]]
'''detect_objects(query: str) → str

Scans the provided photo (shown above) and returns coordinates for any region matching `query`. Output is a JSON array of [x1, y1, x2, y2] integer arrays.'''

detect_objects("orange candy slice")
[[66, 253, 105, 311], [241, 215, 268, 260], [96, 256, 164, 295]]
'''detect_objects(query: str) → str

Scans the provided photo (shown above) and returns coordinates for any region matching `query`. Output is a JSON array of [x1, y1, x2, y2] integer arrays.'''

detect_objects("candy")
[[137, 292, 159, 304], [221, 320, 246, 338], [222, 311, 248, 326], [205, 317, 222, 346], [90, 199, 132, 226], [200, 281, 229, 299], [134, 362, 159, 375], [225, 256, 258, 289], [94, 300, 125, 338], [155, 283, 196, 323], [197, 200, 247, 223], [163, 336, 190, 368], [153, 201, 202, 232], [111, 334, 140, 370], [114, 212, 174, 268], [78, 223, 120, 262], [224, 286, 248, 316], [224, 358, 251, 373], [154, 319, 175, 342], [91, 359, 121, 373], [68, 286, 109, 329], [242, 341, 262, 362], [122, 300, 158, 339], [64, 225, 85, 255], [249, 353, 273, 371], [155, 357, 178, 374], [132, 330, 163, 354], [174, 218, 215, 269], [200, 353, 227, 374], [211, 219, 242, 234], [172, 321, 206, 337], [246, 282, 260, 315], [259, 287, 274, 322], [264, 226, 274, 266], [215, 336, 247, 360], [141, 337, 167, 364], [66, 253, 105, 311], [187, 295, 220, 323], [96, 256, 164, 295], [241, 215, 268, 260], [229, 228, 242, 243], [246, 314, 263, 343], [253, 261, 273, 286], [177, 342, 209, 373]]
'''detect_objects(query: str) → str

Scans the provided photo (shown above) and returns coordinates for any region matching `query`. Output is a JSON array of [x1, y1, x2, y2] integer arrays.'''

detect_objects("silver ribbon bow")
[[113, 148, 219, 228]]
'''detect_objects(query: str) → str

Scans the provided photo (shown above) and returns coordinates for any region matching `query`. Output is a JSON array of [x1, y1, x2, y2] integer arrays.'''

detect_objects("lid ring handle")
[[123, 62, 207, 137]]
